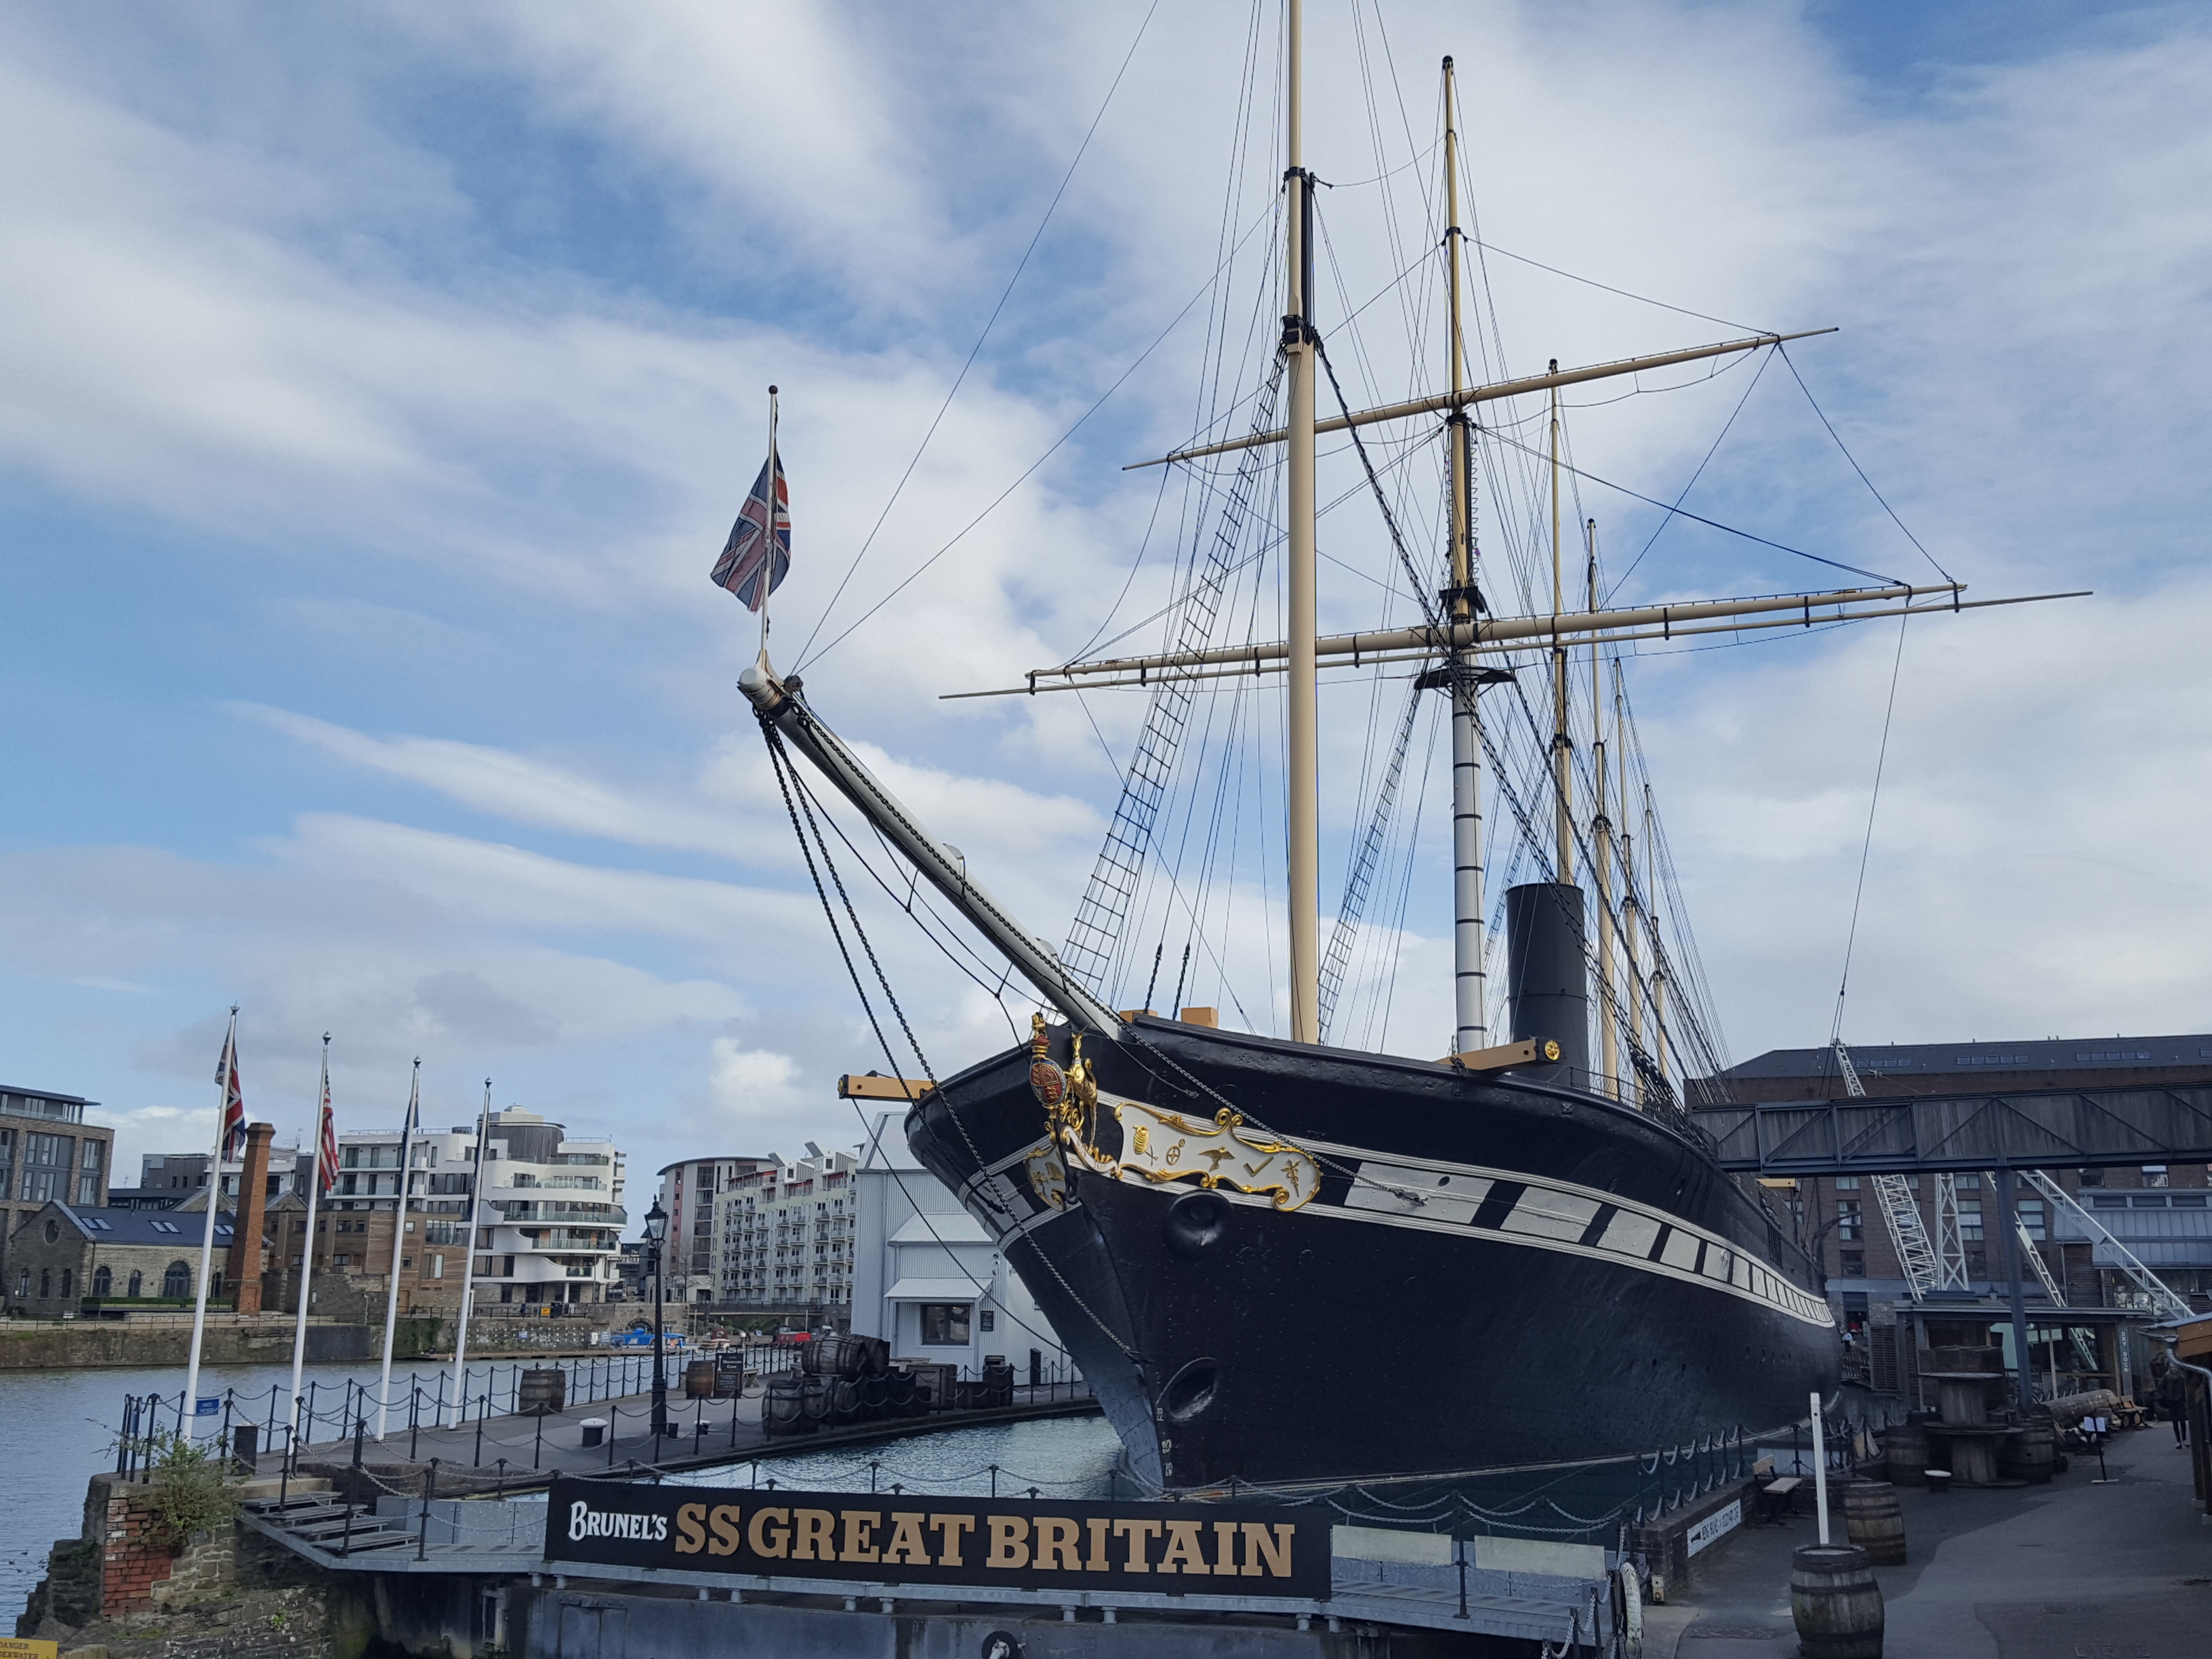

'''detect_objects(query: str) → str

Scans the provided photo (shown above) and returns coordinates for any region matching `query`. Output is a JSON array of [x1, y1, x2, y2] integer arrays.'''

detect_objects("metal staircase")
[[2018, 1168, 2192, 1322], [1835, 1042, 1946, 1301]]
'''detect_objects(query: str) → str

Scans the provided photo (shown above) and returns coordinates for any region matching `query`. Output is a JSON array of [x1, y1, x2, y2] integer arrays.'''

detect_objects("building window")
[[2142, 1166, 2169, 1188], [60, 1269, 73, 1298], [1958, 1202, 1984, 1242], [1833, 1176, 1860, 1191], [22, 1132, 67, 1203], [1840, 1252, 1866, 1277], [127, 1270, 142, 1297], [12, 1271, 26, 1297], [2020, 1200, 2047, 1242], [1836, 1200, 1863, 1242], [163, 1261, 191, 1298], [2079, 1167, 2105, 1187], [39, 1269, 52, 1298], [92, 1265, 112, 1297], [920, 1303, 971, 1345], [432, 1255, 445, 1279]]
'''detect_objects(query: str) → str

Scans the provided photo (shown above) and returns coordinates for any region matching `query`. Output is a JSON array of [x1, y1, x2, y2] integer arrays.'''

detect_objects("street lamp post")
[[644, 1200, 669, 1441]]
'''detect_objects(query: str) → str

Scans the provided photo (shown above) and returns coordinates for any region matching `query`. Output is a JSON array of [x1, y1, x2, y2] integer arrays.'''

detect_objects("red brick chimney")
[[225, 1122, 274, 1314]]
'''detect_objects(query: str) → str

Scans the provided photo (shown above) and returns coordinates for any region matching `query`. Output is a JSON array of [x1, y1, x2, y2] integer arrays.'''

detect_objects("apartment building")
[[139, 1146, 316, 1204], [716, 1147, 859, 1311], [1, 1086, 112, 1272], [321, 1107, 627, 1313], [655, 1155, 774, 1304]]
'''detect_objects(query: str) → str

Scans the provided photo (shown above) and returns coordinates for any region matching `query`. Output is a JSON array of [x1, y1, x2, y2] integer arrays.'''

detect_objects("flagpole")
[[287, 1036, 331, 1442], [373, 1059, 419, 1441], [183, 1006, 238, 1440], [760, 384, 779, 655], [447, 1079, 493, 1427]]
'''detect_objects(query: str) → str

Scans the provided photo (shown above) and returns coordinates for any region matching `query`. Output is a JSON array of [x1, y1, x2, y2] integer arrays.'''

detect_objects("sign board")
[[543, 1478, 1329, 1599], [194, 1397, 222, 1416], [1685, 1499, 1742, 1557], [0, 1638, 60, 1659]]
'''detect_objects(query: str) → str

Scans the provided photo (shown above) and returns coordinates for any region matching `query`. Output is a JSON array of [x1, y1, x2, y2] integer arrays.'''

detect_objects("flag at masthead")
[[710, 386, 791, 614]]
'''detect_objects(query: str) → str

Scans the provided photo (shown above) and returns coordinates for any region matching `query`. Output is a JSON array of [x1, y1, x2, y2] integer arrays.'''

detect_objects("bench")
[[1751, 1456, 1803, 1523]]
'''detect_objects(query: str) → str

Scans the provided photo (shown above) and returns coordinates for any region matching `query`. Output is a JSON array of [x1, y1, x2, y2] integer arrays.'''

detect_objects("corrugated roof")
[[1722, 1034, 2212, 1080]]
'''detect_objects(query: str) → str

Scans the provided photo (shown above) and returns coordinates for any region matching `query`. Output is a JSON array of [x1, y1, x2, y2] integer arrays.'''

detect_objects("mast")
[[1645, 781, 1671, 1097], [1616, 658, 1643, 1106], [1589, 522, 1618, 1099], [1443, 54, 1486, 1054], [1549, 371, 1572, 880], [1284, 0, 1320, 1043]]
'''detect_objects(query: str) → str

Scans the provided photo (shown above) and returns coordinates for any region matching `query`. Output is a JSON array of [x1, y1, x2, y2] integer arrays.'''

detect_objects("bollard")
[[534, 1411, 546, 1471]]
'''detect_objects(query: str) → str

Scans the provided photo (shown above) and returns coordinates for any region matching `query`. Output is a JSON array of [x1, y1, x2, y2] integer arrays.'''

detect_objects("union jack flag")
[[216, 1025, 246, 1161], [709, 451, 792, 613], [315, 1069, 340, 1196]]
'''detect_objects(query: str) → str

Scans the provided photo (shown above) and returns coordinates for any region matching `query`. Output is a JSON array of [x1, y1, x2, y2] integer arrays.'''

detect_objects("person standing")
[[2158, 1366, 2189, 1448]]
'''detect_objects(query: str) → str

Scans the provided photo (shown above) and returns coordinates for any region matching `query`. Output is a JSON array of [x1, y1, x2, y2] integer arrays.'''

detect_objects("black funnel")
[[1505, 882, 1589, 1089]]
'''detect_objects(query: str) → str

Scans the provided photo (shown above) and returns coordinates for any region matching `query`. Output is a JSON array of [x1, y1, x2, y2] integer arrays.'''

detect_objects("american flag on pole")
[[315, 1071, 340, 1195], [709, 451, 792, 613], [216, 1026, 246, 1161]]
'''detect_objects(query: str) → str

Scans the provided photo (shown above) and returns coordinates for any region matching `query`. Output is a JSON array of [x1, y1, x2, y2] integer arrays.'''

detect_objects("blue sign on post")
[[195, 1397, 222, 1416]]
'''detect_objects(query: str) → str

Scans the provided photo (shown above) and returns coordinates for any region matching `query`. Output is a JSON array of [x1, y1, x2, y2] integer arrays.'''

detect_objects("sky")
[[1, 1, 2207, 1229]]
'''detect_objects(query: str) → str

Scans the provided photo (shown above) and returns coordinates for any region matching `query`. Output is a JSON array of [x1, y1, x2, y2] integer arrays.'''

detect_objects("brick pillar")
[[225, 1122, 274, 1314]]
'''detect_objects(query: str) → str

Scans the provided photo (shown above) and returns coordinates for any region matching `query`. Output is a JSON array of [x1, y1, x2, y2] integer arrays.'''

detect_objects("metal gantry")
[[1836, 1044, 1949, 1301]]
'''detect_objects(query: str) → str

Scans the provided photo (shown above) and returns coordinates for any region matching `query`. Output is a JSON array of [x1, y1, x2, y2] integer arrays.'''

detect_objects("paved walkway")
[[1645, 1430, 2212, 1658], [260, 1384, 1099, 1490]]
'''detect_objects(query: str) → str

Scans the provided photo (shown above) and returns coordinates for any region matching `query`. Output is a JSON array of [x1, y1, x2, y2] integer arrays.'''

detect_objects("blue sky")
[[3, 2, 2208, 1221]]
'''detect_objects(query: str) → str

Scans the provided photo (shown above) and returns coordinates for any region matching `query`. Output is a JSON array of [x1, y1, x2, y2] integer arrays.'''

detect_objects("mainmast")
[[1616, 658, 1644, 1105], [1589, 521, 1619, 1100], [1284, 0, 1320, 1043], [1443, 54, 1487, 1054], [1549, 372, 1573, 880]]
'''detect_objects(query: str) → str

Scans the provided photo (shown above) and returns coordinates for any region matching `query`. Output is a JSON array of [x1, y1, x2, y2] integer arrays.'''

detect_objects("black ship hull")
[[908, 1016, 1837, 1492]]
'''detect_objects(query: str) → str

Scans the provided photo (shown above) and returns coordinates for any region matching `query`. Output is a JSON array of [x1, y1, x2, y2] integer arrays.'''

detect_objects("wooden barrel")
[[516, 1368, 567, 1416], [2005, 1421, 2057, 1485], [802, 1335, 874, 1380], [762, 1372, 809, 1436], [1882, 1422, 1928, 1488], [1843, 1481, 1907, 1565], [682, 1359, 716, 1400], [1791, 1543, 1885, 1659]]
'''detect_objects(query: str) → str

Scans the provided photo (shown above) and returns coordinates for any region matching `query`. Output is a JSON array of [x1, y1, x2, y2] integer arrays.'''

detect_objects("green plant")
[[138, 1431, 241, 1550]]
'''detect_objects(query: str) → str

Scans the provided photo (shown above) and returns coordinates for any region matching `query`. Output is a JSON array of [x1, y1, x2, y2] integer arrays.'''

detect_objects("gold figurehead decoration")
[[1024, 1012, 1318, 1212]]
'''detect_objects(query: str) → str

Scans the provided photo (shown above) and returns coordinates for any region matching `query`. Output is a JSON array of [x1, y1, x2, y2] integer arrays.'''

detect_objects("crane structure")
[[1833, 1040, 1951, 1300]]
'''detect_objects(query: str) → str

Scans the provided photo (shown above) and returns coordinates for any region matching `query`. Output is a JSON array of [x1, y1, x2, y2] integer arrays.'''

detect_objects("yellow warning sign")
[[0, 1638, 60, 1659]]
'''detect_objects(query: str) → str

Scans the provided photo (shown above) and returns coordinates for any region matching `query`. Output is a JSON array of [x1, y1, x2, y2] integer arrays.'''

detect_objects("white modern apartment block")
[[847, 1111, 1071, 1376], [335, 1107, 626, 1307], [717, 1146, 859, 1309], [657, 1155, 774, 1304]]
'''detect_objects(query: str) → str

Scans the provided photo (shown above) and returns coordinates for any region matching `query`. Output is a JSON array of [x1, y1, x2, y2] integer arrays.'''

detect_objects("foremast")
[[1442, 55, 1488, 1054], [1284, 0, 1321, 1044]]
